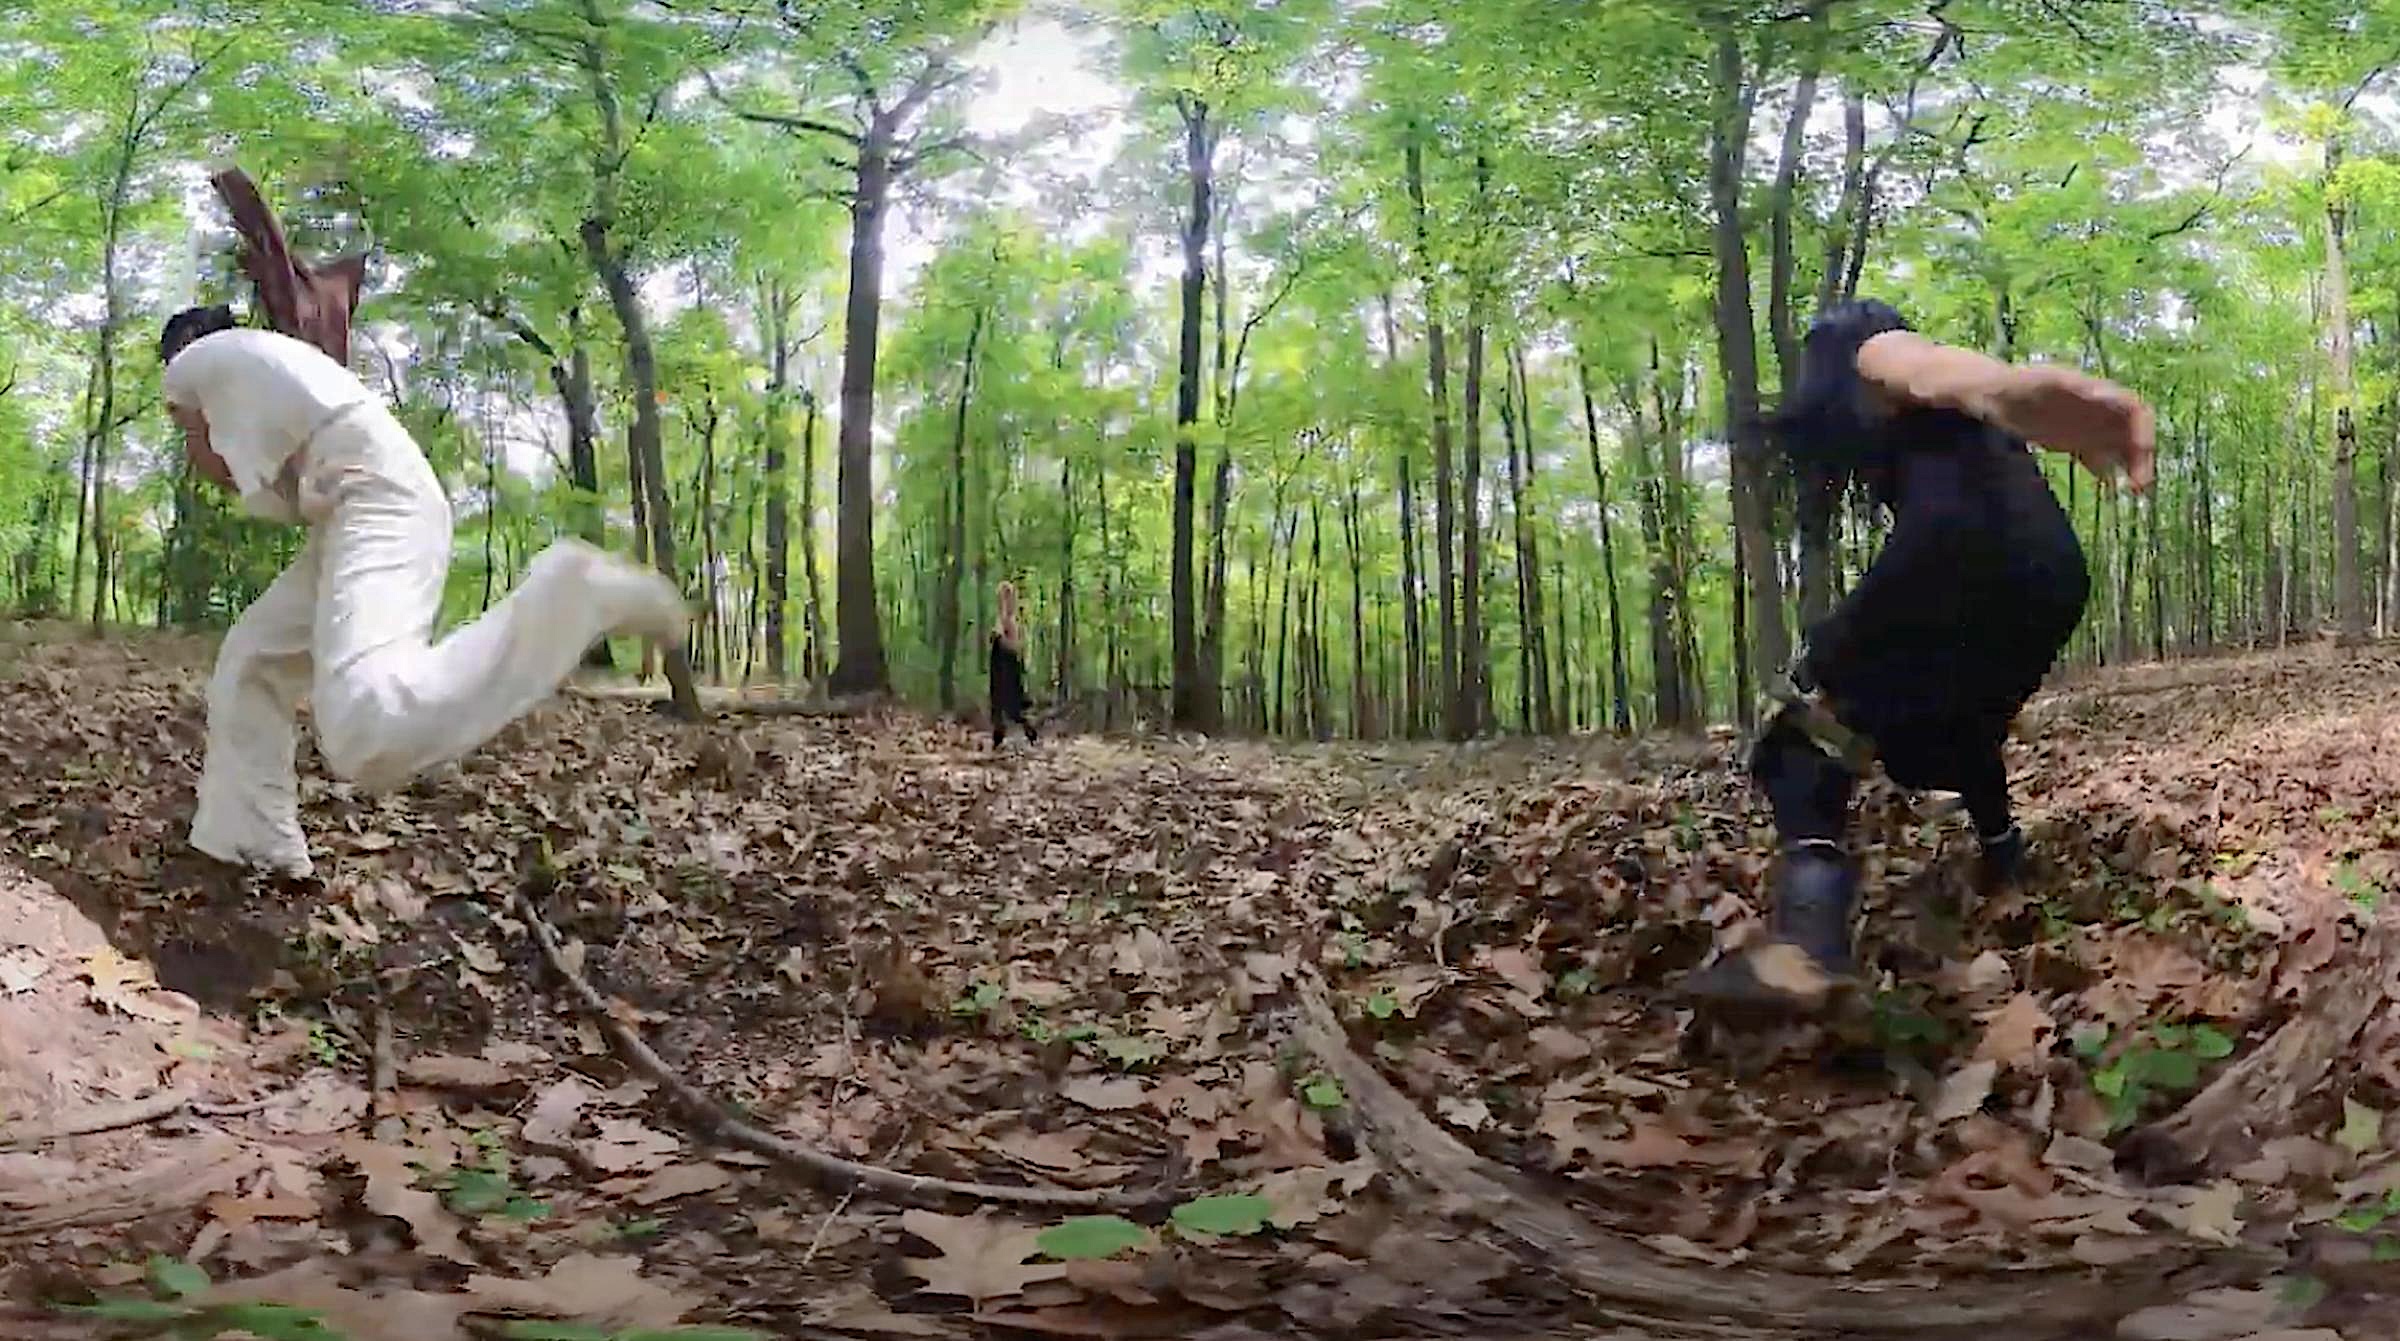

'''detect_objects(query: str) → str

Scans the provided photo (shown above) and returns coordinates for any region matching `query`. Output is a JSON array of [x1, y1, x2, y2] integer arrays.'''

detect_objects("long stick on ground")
[[514, 891, 1156, 1212], [1288, 970, 2254, 1339]]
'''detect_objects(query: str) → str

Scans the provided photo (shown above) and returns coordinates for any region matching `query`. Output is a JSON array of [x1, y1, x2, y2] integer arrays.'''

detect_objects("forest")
[[12, 4, 2400, 1341], [5, 0, 2382, 739]]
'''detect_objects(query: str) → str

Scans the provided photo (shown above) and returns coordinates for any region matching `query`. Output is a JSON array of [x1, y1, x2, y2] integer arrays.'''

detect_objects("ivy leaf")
[[1301, 1075, 1344, 1109], [1171, 1194, 1273, 1238], [1035, 1216, 1151, 1261], [148, 1255, 210, 1299], [2190, 1024, 2235, 1060], [2339, 1100, 2383, 1155]]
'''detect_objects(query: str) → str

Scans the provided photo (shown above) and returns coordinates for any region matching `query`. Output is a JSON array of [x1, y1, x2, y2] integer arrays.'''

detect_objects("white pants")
[[192, 403, 680, 875]]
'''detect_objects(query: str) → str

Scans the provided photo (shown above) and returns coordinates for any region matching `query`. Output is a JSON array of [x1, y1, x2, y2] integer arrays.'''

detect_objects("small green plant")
[[2333, 1188, 2400, 1234], [433, 1138, 549, 1222], [2085, 1021, 2236, 1131], [1170, 1194, 1274, 1238], [1365, 987, 1401, 1020], [1300, 1073, 1345, 1110], [950, 981, 1005, 1018], [2336, 862, 2383, 912], [67, 1257, 342, 1340]]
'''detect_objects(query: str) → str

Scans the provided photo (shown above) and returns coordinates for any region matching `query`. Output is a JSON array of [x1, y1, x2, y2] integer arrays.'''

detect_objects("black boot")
[[1682, 842, 1860, 1016], [1977, 822, 2027, 888]]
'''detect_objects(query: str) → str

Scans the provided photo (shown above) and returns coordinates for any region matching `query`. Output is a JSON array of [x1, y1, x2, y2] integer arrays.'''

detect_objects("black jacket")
[[989, 634, 1030, 718]]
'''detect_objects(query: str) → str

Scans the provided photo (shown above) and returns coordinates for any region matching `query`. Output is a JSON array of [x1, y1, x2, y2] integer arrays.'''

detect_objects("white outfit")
[[167, 329, 684, 876]]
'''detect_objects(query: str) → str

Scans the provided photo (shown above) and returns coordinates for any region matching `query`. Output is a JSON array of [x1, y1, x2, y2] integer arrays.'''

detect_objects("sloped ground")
[[0, 619, 2394, 1339]]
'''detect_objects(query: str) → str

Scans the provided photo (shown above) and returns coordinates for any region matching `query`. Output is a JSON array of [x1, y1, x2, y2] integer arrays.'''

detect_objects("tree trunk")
[[1817, 90, 1868, 315], [798, 390, 827, 682], [1274, 508, 1297, 737], [1170, 96, 1215, 729], [563, 324, 614, 669], [1404, 130, 1459, 734], [1504, 347, 1552, 732], [1459, 313, 1488, 740], [1579, 356, 1635, 735], [935, 306, 984, 711], [1058, 458, 1077, 700], [1384, 294, 1426, 739], [2328, 130, 2367, 645], [762, 288, 792, 680], [1707, 18, 1789, 707], [831, 132, 898, 694], [1771, 11, 1835, 631]]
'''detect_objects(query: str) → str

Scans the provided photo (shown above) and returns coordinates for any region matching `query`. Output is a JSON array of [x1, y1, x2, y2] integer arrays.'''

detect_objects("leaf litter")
[[0, 629, 2397, 1335]]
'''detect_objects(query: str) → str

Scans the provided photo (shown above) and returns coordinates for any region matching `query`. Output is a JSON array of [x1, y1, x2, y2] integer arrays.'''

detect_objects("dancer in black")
[[1686, 301, 2154, 1014], [990, 581, 1038, 749]]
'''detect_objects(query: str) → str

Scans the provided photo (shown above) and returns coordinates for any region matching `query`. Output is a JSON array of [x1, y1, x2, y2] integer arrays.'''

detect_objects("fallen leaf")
[[1436, 1095, 1492, 1132], [992, 1129, 1092, 1172], [2160, 1181, 2243, 1245], [1974, 994, 2057, 1071], [2338, 1099, 2383, 1156], [1482, 946, 1548, 1000], [1526, 1027, 1591, 1067], [584, 1116, 681, 1174], [200, 1261, 470, 1341], [401, 1054, 516, 1091], [523, 1077, 598, 1148], [1062, 1076, 1147, 1112], [1928, 1060, 1999, 1125], [1581, 1117, 1754, 1170], [341, 1138, 471, 1264], [0, 949, 47, 993], [628, 1162, 735, 1206], [803, 1283, 957, 1336], [901, 1210, 1068, 1306], [464, 1253, 694, 1329], [972, 1302, 1207, 1337], [2114, 1286, 2285, 1341]]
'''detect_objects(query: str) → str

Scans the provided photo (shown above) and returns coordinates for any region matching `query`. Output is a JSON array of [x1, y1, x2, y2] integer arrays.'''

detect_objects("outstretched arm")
[[1855, 331, 2155, 492]]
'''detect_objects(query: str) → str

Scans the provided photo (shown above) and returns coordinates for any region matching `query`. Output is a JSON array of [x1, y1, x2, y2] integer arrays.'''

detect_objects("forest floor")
[[1, 621, 2397, 1340]]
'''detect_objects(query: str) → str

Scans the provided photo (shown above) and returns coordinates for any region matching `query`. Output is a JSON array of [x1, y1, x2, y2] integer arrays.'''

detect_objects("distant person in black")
[[1685, 300, 2155, 1016], [990, 581, 1037, 748]]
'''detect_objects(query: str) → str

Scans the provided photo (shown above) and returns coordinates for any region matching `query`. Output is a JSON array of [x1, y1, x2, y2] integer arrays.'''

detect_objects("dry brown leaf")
[[627, 1161, 735, 1206], [1581, 1116, 1753, 1171], [401, 1054, 517, 1091], [2159, 1180, 2243, 1245], [201, 1261, 471, 1341], [972, 1302, 1209, 1338], [1435, 1095, 1492, 1132], [1482, 946, 1548, 1001], [342, 1137, 471, 1264], [803, 1283, 959, 1336], [465, 1253, 694, 1329], [583, 1116, 681, 1173], [1927, 1060, 1999, 1125], [2114, 1286, 2286, 1341], [523, 1077, 597, 1148], [1062, 1076, 1147, 1112], [1973, 994, 2057, 1071], [991, 1128, 1092, 1172], [1526, 1026, 1591, 1067], [901, 1209, 1069, 1306]]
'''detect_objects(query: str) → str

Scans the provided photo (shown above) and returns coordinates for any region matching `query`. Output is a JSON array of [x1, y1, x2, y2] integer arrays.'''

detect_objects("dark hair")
[[159, 305, 238, 366], [1774, 299, 1914, 538]]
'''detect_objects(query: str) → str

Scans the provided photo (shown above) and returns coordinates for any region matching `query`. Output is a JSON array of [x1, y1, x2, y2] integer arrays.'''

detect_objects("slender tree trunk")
[[1580, 357, 1635, 734], [1817, 90, 1868, 315], [562, 325, 614, 670], [1170, 96, 1215, 729], [1384, 295, 1426, 738], [1504, 347, 1552, 732], [1772, 11, 1835, 629], [1707, 18, 1788, 707], [761, 289, 792, 680], [935, 307, 984, 711], [1058, 459, 1077, 699], [1345, 481, 1368, 736], [2328, 130, 2367, 645], [1274, 508, 1297, 736], [798, 390, 827, 683], [1459, 313, 1489, 740], [1404, 130, 1459, 732]]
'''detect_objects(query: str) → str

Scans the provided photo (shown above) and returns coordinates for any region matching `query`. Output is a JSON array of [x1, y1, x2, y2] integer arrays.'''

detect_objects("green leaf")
[[2374, 1237, 2400, 1263], [1036, 1216, 1151, 1261], [500, 1195, 552, 1222], [148, 1255, 210, 1299], [2190, 1024, 2236, 1060], [2072, 1024, 2111, 1058], [2339, 1099, 2383, 1155], [209, 1302, 341, 1340], [499, 1323, 613, 1341], [1365, 989, 1398, 1020], [2336, 1203, 2389, 1233], [1171, 1194, 1274, 1238], [2092, 1065, 2129, 1099], [1301, 1075, 1344, 1109], [444, 1167, 514, 1215], [2131, 1047, 2201, 1092], [68, 1298, 192, 1323]]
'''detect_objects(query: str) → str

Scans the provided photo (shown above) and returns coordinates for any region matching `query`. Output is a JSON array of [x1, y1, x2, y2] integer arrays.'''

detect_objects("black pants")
[[992, 707, 1037, 747], [1751, 712, 2012, 847]]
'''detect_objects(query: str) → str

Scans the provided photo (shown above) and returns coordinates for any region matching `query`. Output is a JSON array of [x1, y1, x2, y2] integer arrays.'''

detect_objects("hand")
[[1994, 365, 2156, 493]]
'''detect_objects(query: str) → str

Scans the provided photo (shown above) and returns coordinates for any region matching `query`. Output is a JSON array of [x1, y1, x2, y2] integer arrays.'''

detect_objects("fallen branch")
[[514, 892, 1157, 1212], [565, 684, 878, 718], [1289, 971, 2252, 1339], [0, 1085, 302, 1150], [2122, 921, 2400, 1183]]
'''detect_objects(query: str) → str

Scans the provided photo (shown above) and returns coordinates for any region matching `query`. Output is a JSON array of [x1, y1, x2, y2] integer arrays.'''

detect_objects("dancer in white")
[[161, 305, 687, 876]]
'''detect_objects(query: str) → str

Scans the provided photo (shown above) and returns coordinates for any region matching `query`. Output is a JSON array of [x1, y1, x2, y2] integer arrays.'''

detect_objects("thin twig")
[[514, 893, 1160, 1212], [0, 1083, 305, 1149]]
